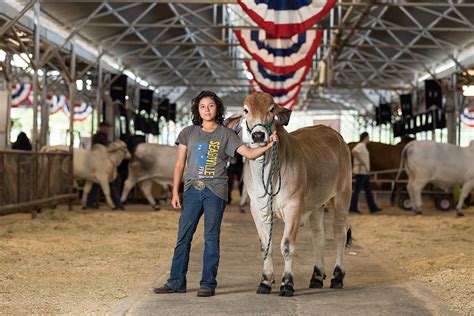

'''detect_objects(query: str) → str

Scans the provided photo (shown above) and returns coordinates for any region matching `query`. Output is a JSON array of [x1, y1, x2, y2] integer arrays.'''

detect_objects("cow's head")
[[225, 92, 291, 147], [108, 140, 132, 159]]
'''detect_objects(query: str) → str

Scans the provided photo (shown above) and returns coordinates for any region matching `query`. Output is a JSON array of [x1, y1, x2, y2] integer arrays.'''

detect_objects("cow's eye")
[[244, 108, 248, 114], [269, 107, 274, 113]]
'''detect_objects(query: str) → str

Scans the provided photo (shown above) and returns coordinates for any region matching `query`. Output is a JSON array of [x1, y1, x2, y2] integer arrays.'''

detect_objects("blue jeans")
[[167, 187, 226, 292], [350, 174, 379, 212], [86, 182, 121, 208]]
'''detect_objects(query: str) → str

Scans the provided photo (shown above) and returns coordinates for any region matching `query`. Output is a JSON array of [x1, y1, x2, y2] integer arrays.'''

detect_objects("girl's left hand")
[[269, 131, 278, 143]]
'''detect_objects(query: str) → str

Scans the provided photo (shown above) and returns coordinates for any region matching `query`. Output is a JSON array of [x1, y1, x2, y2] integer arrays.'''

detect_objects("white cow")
[[226, 92, 352, 296], [120, 143, 177, 210], [392, 140, 474, 216], [42, 140, 131, 209]]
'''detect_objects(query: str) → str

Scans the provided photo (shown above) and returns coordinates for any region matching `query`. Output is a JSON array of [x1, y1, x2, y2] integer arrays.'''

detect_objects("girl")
[[153, 90, 276, 297]]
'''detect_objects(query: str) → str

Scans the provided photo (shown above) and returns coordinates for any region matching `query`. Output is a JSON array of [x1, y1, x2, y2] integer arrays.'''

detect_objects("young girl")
[[153, 90, 276, 297]]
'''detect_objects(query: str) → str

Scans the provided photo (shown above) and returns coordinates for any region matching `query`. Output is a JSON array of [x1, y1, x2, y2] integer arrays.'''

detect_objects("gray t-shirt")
[[176, 125, 244, 201]]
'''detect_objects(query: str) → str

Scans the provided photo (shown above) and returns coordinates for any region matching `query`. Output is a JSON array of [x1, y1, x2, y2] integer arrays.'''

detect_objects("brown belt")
[[192, 180, 206, 191]]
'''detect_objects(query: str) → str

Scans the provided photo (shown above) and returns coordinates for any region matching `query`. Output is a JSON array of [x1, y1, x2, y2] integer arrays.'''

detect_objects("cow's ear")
[[275, 106, 291, 126], [224, 111, 243, 133]]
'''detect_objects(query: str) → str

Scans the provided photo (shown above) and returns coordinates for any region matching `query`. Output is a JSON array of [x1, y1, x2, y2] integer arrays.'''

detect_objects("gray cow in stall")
[[120, 143, 177, 210], [225, 92, 352, 296]]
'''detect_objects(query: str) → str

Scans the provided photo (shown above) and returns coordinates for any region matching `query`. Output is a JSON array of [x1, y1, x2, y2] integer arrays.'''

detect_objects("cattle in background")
[[391, 140, 474, 216], [120, 143, 177, 210], [41, 140, 131, 209], [348, 136, 414, 188], [226, 92, 352, 297]]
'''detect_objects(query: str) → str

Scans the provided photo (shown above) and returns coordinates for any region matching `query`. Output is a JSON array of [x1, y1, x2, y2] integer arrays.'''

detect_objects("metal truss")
[[1, 0, 473, 114]]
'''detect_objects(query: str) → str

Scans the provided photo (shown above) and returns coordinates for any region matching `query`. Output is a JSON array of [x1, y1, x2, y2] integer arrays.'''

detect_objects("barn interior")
[[0, 1, 473, 315]]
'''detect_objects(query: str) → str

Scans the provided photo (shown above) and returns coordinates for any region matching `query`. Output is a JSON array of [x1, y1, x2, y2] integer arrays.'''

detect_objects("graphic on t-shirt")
[[192, 141, 221, 178]]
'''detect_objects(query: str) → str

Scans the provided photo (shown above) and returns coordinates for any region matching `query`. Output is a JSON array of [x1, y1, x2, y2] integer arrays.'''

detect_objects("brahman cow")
[[226, 92, 352, 297], [120, 143, 177, 210], [42, 140, 131, 209], [391, 140, 474, 216]]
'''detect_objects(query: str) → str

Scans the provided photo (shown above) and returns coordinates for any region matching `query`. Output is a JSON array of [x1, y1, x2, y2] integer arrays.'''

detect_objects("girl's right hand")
[[171, 193, 181, 209]]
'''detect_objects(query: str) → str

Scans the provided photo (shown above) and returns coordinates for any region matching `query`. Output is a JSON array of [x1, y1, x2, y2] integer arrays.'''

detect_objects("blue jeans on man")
[[167, 186, 226, 292], [350, 174, 381, 213], [86, 182, 121, 208]]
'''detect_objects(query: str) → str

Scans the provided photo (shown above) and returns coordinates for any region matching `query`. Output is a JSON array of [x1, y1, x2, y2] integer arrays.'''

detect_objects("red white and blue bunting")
[[11, 83, 93, 121], [246, 59, 310, 94], [234, 29, 323, 74], [63, 101, 94, 122], [250, 80, 300, 109], [460, 107, 474, 127], [237, 0, 336, 37], [11, 83, 33, 107]]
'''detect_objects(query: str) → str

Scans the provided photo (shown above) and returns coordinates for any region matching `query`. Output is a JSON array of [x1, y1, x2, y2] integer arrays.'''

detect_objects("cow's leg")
[[331, 191, 350, 289], [120, 175, 136, 204], [81, 181, 93, 207], [98, 176, 115, 209], [407, 179, 425, 215], [455, 180, 474, 217], [139, 180, 160, 210], [308, 207, 326, 288], [279, 208, 302, 297], [249, 204, 274, 294]]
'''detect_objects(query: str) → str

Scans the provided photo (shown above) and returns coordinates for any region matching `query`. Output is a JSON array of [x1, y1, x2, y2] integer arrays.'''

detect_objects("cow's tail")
[[390, 142, 412, 206]]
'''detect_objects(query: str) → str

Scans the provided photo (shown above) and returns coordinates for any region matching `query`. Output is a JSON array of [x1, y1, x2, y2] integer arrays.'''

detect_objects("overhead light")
[[76, 79, 83, 91], [0, 49, 5, 62], [462, 85, 474, 97]]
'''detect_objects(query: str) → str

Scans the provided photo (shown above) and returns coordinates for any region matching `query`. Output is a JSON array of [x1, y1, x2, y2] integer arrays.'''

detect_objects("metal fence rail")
[[0, 150, 76, 216]]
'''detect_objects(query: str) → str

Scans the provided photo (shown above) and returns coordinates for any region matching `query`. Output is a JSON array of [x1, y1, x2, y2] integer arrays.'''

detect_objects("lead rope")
[[262, 140, 281, 261]]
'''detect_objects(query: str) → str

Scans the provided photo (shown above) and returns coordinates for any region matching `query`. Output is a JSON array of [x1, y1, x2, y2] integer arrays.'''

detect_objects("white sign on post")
[[0, 90, 11, 149]]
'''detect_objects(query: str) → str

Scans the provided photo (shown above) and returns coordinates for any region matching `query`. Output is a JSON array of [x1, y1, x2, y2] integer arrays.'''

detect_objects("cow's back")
[[130, 143, 177, 183], [406, 141, 473, 186]]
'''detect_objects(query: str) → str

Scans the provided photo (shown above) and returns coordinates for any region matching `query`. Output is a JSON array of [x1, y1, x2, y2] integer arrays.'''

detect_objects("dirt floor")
[[348, 201, 474, 315], [0, 205, 181, 315], [0, 198, 473, 315]]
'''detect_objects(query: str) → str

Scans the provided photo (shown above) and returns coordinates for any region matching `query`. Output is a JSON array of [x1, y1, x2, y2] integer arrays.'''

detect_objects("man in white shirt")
[[349, 132, 382, 214]]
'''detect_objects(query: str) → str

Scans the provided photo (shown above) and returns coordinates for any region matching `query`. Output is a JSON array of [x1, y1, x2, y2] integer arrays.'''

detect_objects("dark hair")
[[191, 91, 225, 126], [360, 132, 369, 142], [99, 121, 111, 128], [12, 132, 32, 151]]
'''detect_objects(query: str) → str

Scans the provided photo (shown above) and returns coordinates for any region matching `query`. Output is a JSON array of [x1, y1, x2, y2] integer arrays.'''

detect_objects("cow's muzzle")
[[251, 131, 266, 143]]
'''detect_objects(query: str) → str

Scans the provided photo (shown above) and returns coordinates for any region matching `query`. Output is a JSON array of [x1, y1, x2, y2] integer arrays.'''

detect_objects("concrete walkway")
[[110, 204, 455, 316]]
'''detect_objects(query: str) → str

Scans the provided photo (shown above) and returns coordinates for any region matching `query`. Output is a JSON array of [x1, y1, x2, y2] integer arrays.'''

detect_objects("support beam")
[[0, 0, 35, 37], [32, 0, 40, 151]]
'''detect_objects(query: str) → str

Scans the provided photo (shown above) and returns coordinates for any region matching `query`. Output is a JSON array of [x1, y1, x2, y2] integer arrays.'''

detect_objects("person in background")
[[12, 132, 32, 151], [349, 132, 382, 214], [85, 122, 123, 210]]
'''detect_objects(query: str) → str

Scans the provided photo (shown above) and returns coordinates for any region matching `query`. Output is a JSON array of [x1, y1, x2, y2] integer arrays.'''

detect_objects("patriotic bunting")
[[11, 83, 33, 107], [235, 29, 322, 74], [250, 80, 300, 108], [237, 0, 336, 37], [246, 59, 310, 94], [10, 83, 93, 121], [63, 101, 94, 122], [460, 107, 474, 127]]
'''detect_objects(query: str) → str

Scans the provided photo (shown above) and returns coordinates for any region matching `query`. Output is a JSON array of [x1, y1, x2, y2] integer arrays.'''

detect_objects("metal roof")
[[1, 0, 473, 114]]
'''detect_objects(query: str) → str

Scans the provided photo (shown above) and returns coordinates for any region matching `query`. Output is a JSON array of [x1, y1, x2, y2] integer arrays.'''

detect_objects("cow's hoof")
[[457, 211, 465, 217], [309, 267, 325, 288], [309, 279, 323, 288], [152, 204, 161, 211], [279, 284, 294, 297], [414, 210, 422, 216], [256, 283, 271, 294], [239, 206, 245, 213], [330, 266, 345, 289]]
